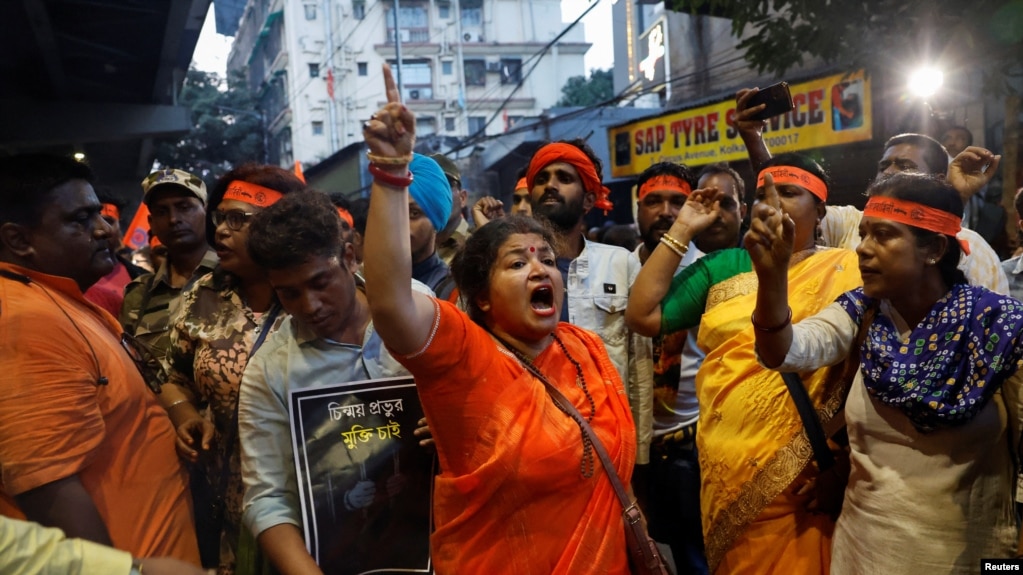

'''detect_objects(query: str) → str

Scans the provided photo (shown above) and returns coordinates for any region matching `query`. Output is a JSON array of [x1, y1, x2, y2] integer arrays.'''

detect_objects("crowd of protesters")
[[2, 62, 1023, 575]]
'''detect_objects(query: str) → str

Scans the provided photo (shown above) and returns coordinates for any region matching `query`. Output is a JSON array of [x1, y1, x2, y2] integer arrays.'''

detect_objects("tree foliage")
[[152, 68, 265, 181], [666, 0, 1023, 93], [557, 68, 614, 107]]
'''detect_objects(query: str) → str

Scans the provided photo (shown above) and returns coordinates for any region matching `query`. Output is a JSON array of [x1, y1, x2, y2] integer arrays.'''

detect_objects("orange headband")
[[526, 143, 613, 213], [100, 203, 120, 220], [223, 180, 284, 208], [756, 166, 828, 202], [337, 207, 354, 228], [514, 177, 528, 192], [639, 175, 692, 200], [863, 196, 970, 255]]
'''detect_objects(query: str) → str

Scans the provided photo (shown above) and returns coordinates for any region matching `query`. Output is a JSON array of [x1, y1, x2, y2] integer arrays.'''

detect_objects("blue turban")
[[407, 153, 453, 233]]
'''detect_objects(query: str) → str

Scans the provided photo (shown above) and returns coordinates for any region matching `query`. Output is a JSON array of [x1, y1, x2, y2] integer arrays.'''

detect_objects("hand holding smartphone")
[[744, 82, 794, 121]]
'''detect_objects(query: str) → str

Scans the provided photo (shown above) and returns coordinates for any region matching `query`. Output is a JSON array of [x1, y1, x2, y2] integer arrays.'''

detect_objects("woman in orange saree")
[[628, 153, 862, 573]]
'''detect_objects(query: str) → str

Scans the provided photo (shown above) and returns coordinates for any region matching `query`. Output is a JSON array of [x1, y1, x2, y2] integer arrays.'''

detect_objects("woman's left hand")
[[362, 64, 416, 163], [744, 172, 794, 278]]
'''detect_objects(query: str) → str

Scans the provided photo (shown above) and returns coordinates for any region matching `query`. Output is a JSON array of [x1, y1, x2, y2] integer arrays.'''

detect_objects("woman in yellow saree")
[[627, 153, 862, 574]]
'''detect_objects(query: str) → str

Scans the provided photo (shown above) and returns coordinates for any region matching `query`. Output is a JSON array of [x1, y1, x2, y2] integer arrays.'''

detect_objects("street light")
[[217, 105, 269, 165], [908, 66, 944, 99]]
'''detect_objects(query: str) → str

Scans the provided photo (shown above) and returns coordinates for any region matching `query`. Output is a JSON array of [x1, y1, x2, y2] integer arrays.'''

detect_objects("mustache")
[[538, 191, 563, 203]]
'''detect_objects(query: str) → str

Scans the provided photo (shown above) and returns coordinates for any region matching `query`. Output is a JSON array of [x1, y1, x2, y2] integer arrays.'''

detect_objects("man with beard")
[[0, 154, 200, 564], [120, 169, 217, 378], [633, 161, 746, 575], [525, 139, 654, 467]]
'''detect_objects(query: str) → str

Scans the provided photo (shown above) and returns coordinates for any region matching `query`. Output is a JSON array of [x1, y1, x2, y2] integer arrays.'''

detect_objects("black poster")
[[290, 377, 433, 574]]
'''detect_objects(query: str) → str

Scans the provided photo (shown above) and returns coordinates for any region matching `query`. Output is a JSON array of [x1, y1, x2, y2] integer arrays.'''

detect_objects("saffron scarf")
[[837, 284, 1023, 432]]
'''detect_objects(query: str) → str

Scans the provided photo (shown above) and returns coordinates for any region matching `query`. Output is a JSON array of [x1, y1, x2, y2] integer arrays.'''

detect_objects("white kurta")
[[771, 300, 1021, 575]]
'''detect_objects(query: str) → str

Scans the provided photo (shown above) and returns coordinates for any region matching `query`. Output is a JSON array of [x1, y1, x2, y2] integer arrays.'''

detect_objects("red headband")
[[100, 203, 120, 221], [863, 196, 970, 255], [337, 207, 354, 228], [223, 180, 284, 208], [639, 175, 692, 200], [526, 143, 613, 213], [756, 166, 828, 202], [514, 177, 528, 192]]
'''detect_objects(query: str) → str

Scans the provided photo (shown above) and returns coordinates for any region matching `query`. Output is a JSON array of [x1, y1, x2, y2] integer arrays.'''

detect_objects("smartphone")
[[745, 82, 794, 121]]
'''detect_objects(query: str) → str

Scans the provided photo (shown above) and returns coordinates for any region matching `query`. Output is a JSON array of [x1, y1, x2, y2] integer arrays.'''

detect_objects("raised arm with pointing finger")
[[362, 65, 641, 574], [362, 65, 436, 356]]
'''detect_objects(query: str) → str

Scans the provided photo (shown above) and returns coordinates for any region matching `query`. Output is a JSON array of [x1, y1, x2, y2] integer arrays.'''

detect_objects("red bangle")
[[369, 163, 413, 188], [751, 307, 792, 333]]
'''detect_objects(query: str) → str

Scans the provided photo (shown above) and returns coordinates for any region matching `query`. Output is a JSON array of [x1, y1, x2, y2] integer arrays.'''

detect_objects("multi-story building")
[[227, 0, 590, 167]]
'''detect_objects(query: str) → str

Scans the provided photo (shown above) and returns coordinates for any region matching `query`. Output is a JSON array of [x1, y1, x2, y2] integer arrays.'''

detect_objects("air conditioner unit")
[[462, 31, 484, 43], [409, 89, 421, 100], [485, 61, 501, 73]]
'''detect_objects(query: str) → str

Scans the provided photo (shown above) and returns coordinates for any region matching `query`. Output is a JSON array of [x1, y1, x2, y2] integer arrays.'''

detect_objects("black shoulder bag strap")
[[214, 304, 283, 506], [780, 302, 876, 472]]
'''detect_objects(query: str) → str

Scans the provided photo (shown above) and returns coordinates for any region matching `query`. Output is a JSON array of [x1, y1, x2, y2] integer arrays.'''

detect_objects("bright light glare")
[[908, 67, 944, 98], [73, 152, 86, 161]]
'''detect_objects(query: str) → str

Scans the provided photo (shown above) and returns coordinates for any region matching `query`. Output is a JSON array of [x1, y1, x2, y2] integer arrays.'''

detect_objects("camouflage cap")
[[141, 168, 208, 205], [428, 153, 461, 186]]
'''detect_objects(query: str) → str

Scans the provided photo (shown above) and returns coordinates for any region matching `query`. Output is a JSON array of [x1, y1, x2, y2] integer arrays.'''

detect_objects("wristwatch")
[[129, 558, 143, 575]]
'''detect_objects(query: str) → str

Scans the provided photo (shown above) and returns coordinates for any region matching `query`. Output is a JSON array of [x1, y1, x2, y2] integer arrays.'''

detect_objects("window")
[[312, 121, 324, 135], [442, 61, 453, 75], [353, 0, 365, 20], [463, 59, 485, 86], [460, 0, 482, 27], [416, 116, 436, 136], [500, 58, 522, 85], [308, 63, 320, 78], [387, 6, 429, 42], [468, 116, 486, 135], [304, 4, 316, 19], [445, 117, 456, 131], [438, 2, 450, 19], [357, 62, 368, 76], [387, 59, 433, 100]]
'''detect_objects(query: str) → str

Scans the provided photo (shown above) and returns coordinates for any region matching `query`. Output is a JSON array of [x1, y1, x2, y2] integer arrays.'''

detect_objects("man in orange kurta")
[[0, 154, 200, 564]]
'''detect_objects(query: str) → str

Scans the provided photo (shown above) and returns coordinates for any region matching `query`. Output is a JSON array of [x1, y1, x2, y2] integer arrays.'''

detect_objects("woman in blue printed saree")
[[750, 171, 1023, 574]]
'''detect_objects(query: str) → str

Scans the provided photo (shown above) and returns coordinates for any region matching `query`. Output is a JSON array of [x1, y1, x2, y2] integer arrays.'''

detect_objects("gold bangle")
[[165, 398, 191, 410], [659, 233, 689, 257], [658, 235, 686, 258], [366, 152, 412, 166]]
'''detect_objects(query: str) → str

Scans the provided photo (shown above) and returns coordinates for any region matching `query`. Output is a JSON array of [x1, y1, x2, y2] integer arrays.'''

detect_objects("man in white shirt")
[[526, 139, 654, 465]]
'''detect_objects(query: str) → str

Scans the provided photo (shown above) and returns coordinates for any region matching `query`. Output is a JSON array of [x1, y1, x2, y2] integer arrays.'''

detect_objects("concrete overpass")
[[0, 0, 211, 200]]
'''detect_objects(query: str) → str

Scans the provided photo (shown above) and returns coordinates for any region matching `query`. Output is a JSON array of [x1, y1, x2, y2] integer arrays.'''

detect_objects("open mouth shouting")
[[530, 285, 557, 316]]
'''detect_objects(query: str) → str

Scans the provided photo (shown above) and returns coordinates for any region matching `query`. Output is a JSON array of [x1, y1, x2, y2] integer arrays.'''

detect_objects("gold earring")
[[927, 258, 937, 265]]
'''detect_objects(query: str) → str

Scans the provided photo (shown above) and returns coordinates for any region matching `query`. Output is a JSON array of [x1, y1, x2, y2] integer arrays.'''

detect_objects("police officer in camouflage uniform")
[[119, 169, 217, 377]]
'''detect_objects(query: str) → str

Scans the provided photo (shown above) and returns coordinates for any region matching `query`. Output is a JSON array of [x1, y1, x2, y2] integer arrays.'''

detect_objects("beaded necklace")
[[495, 332, 597, 478]]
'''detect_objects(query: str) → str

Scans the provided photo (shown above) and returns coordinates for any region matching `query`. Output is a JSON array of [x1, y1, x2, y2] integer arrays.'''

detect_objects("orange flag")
[[294, 160, 306, 183], [123, 202, 151, 250]]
